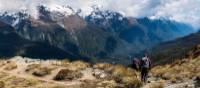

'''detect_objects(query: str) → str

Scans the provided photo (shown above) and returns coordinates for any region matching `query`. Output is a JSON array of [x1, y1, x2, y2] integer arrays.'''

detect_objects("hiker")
[[140, 54, 152, 83], [131, 58, 140, 71]]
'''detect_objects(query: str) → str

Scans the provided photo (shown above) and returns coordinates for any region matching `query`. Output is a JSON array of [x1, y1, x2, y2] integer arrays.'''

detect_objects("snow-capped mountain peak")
[[89, 6, 124, 20], [48, 4, 75, 16]]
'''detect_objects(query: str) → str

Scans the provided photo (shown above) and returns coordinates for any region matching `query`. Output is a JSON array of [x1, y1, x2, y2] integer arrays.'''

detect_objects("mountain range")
[[0, 5, 196, 64], [0, 21, 83, 60]]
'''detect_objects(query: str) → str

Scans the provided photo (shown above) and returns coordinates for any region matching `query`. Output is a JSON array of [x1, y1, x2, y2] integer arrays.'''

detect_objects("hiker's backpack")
[[133, 59, 139, 66], [141, 57, 150, 68], [132, 59, 138, 65]]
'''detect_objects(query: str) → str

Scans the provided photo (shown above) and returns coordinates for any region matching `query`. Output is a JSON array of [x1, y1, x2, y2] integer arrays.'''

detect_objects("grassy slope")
[[150, 31, 200, 65], [0, 56, 143, 88]]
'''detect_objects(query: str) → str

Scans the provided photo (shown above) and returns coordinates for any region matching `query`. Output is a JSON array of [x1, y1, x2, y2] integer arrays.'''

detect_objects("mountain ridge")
[[0, 21, 82, 60], [150, 31, 200, 65], [0, 5, 196, 64]]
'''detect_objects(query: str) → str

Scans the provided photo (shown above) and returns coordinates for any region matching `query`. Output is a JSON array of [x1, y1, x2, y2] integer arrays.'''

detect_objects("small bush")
[[54, 69, 83, 81], [109, 65, 141, 87], [122, 77, 143, 88], [3, 76, 40, 87], [97, 80, 118, 88], [170, 77, 178, 83], [151, 65, 170, 78], [25, 64, 41, 72], [0, 61, 6, 68], [93, 63, 113, 72], [112, 65, 136, 77], [80, 80, 99, 88], [195, 75, 200, 87], [0, 81, 5, 88], [70, 61, 90, 70], [32, 67, 52, 77], [148, 82, 164, 88], [60, 59, 70, 66]]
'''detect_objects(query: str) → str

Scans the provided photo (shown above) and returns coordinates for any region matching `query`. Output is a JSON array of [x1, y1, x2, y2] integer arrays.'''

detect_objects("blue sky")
[[0, 0, 200, 29]]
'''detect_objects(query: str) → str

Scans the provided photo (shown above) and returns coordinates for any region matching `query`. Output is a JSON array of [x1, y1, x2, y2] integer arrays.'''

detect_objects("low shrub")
[[97, 80, 119, 88], [53, 69, 83, 81], [60, 59, 70, 66], [122, 76, 143, 88], [112, 65, 136, 77], [32, 67, 52, 77], [109, 65, 142, 87], [69, 61, 90, 71], [0, 81, 5, 88], [93, 63, 113, 72], [148, 81, 164, 88], [25, 64, 41, 72]]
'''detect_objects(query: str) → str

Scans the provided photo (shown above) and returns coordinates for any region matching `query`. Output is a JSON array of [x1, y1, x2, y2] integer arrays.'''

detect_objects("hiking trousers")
[[141, 67, 149, 83]]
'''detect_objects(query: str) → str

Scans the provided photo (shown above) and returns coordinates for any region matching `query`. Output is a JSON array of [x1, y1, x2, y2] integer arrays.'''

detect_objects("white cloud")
[[0, 0, 199, 28], [152, 0, 200, 28]]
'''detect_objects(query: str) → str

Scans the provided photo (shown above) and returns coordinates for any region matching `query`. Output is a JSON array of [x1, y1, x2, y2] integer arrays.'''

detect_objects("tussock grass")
[[148, 80, 165, 88], [59, 59, 70, 66], [2, 76, 42, 88], [25, 63, 52, 77], [58, 60, 90, 71], [0, 60, 6, 68], [70, 60, 90, 70], [36, 84, 66, 88], [0, 81, 5, 88], [151, 56, 200, 83], [25, 64, 41, 72], [110, 65, 142, 87], [93, 63, 113, 71], [97, 80, 118, 88], [112, 65, 137, 77], [122, 76, 143, 88], [54, 69, 83, 81], [32, 67, 52, 77], [4, 61, 17, 71]]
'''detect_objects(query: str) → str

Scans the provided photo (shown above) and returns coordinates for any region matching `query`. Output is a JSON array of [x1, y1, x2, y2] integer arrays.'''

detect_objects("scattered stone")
[[185, 84, 195, 88], [92, 69, 111, 80]]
